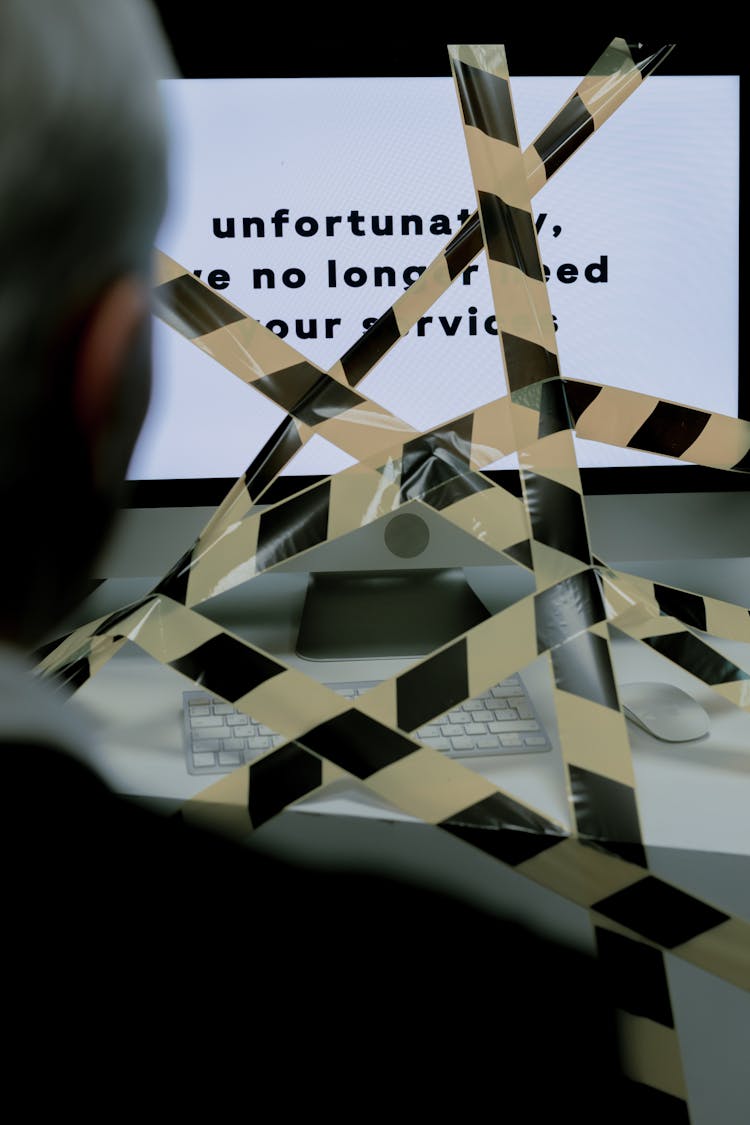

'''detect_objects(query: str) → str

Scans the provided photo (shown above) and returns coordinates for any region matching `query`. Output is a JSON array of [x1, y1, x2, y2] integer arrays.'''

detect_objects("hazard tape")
[[43, 367, 750, 709], [35, 35, 731, 869], [448, 41, 649, 875], [136, 40, 691, 614], [445, 46, 737, 1107], [33, 37, 748, 1113], [38, 582, 750, 1010], [447, 44, 688, 1110], [122, 38, 679, 621], [594, 919, 690, 1108], [150, 37, 670, 537], [567, 378, 750, 472], [103, 373, 750, 632], [599, 561, 750, 709], [35, 565, 750, 1114], [36, 33, 728, 872]]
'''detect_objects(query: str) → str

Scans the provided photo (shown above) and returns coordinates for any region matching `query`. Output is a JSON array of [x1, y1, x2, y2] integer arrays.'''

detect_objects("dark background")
[[147, 9, 744, 79]]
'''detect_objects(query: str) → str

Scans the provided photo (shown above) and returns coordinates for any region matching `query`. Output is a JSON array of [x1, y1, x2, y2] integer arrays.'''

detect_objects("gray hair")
[[0, 0, 176, 645], [0, 0, 175, 377]]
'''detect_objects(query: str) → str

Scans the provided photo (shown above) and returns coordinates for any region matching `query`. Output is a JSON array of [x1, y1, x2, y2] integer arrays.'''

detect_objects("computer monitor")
[[116, 30, 746, 659]]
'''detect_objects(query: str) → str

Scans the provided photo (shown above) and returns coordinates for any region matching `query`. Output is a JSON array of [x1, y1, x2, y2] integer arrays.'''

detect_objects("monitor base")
[[295, 568, 491, 661]]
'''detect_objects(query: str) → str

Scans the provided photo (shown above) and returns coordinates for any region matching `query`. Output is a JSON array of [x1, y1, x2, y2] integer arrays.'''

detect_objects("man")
[[0, 2, 637, 1115]]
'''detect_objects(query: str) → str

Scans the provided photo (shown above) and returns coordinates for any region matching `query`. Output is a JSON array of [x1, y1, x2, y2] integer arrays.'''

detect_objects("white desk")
[[66, 569, 750, 857]]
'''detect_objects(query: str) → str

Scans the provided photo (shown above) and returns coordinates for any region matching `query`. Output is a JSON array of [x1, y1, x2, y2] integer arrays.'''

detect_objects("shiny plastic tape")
[[34, 40, 747, 1102]]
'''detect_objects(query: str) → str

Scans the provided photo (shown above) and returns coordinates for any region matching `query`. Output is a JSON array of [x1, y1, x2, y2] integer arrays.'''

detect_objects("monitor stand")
[[295, 567, 491, 660]]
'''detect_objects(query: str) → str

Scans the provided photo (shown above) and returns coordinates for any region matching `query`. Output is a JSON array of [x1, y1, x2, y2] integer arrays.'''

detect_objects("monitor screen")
[[127, 46, 742, 505]]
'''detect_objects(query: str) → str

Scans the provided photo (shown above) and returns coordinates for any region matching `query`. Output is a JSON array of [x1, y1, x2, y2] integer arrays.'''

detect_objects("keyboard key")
[[464, 723, 486, 735], [500, 733, 523, 747], [218, 751, 242, 766], [425, 737, 452, 751], [193, 752, 218, 768], [222, 737, 246, 751], [247, 735, 274, 750], [192, 724, 227, 740]]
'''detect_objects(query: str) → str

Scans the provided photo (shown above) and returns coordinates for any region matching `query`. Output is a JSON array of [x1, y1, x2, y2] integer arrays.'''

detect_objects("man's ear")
[[73, 274, 150, 445]]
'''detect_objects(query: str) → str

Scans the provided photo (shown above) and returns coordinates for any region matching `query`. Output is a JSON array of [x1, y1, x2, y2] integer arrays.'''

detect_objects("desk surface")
[[64, 568, 750, 858], [57, 569, 750, 1125]]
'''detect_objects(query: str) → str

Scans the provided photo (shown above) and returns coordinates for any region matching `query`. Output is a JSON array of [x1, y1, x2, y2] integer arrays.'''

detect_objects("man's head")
[[0, 0, 175, 647]]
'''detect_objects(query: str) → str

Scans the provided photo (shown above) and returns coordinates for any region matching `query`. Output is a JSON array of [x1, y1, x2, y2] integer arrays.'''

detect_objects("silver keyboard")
[[182, 673, 552, 776]]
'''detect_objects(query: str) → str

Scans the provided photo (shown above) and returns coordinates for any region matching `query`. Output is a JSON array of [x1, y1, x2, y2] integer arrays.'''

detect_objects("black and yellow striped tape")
[[32, 37, 747, 1117]]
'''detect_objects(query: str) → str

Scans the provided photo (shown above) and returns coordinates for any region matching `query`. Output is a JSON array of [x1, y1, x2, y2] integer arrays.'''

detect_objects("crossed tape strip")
[[40, 366, 750, 697], [37, 37, 670, 657], [449, 42, 648, 859], [151, 400, 529, 609], [36, 37, 737, 859], [41, 364, 750, 720], [148, 36, 672, 541], [40, 581, 750, 1003], [95, 371, 750, 635], [33, 36, 748, 1111], [144, 361, 750, 623], [140, 36, 711, 617], [32, 571, 748, 1125], [448, 43, 690, 1109]]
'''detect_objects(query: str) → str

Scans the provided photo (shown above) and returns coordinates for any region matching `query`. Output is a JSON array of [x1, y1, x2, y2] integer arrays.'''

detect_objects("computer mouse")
[[619, 681, 710, 743]]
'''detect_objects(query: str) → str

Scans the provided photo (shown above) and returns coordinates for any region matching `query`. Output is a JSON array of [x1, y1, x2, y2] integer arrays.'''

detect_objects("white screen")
[[129, 74, 740, 481]]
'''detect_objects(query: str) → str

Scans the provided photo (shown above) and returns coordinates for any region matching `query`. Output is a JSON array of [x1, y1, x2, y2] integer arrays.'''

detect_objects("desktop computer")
[[103, 43, 744, 781]]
